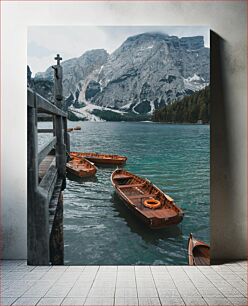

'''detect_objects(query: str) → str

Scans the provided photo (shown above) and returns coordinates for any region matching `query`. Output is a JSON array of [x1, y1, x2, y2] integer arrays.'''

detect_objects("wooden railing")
[[27, 55, 69, 265]]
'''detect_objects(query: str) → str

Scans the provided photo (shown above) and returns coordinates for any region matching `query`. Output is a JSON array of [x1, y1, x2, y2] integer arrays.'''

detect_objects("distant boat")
[[111, 169, 184, 229], [70, 152, 127, 166], [67, 128, 73, 132], [66, 156, 97, 178], [74, 126, 81, 130], [188, 233, 210, 265]]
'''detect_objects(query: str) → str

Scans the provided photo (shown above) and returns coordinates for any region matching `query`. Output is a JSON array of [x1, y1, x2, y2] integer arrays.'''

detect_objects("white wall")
[[1, 1, 246, 261]]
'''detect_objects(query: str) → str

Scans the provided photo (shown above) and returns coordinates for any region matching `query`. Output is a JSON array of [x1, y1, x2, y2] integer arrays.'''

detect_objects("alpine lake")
[[39, 121, 209, 265]]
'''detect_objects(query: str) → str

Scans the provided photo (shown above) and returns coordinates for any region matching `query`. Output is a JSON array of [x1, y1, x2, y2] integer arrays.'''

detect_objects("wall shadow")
[[210, 31, 241, 264]]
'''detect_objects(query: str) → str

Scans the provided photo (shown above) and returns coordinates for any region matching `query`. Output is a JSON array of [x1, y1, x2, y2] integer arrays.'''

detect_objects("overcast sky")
[[28, 26, 209, 74]]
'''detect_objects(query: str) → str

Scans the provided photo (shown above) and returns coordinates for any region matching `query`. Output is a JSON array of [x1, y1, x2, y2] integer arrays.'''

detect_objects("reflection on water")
[[111, 193, 182, 244], [66, 172, 98, 184], [40, 121, 209, 265]]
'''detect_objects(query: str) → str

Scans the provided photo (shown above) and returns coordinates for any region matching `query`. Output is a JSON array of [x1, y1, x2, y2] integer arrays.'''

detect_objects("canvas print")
[[27, 26, 210, 265]]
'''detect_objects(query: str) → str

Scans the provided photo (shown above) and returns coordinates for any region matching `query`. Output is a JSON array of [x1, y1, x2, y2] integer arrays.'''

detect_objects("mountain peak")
[[126, 32, 169, 42], [122, 32, 204, 50], [79, 48, 108, 58]]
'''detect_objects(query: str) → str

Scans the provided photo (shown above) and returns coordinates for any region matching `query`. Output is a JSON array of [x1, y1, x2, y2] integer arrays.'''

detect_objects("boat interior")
[[72, 152, 126, 160], [68, 157, 94, 170], [113, 171, 180, 218], [193, 246, 210, 265]]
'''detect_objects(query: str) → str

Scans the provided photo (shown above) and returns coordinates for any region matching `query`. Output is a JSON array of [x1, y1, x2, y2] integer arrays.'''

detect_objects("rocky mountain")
[[31, 32, 209, 121], [90, 33, 209, 113], [35, 49, 109, 107]]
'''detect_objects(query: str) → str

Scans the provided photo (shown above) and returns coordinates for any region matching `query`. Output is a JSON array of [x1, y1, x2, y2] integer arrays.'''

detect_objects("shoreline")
[[67, 119, 210, 126]]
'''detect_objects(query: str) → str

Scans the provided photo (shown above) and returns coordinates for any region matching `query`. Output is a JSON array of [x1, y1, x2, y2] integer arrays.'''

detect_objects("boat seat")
[[128, 193, 157, 199], [114, 175, 133, 180], [119, 183, 144, 189]]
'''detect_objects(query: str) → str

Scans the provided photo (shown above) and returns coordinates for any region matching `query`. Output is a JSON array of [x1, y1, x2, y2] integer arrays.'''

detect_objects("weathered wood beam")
[[27, 94, 50, 265], [27, 88, 35, 107], [29, 188, 50, 265], [53, 60, 63, 102], [63, 116, 70, 155], [49, 55, 65, 264], [37, 114, 53, 122], [38, 128, 54, 133], [27, 92, 38, 264], [53, 61, 66, 188], [49, 178, 64, 265], [39, 164, 58, 204], [50, 192, 64, 265], [38, 136, 56, 165], [49, 178, 63, 228], [36, 93, 67, 117]]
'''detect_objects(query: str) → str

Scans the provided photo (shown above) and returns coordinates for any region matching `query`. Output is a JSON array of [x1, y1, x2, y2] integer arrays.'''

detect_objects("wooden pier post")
[[50, 192, 64, 265], [53, 54, 66, 185], [27, 91, 50, 265], [50, 54, 66, 265], [63, 116, 70, 159]]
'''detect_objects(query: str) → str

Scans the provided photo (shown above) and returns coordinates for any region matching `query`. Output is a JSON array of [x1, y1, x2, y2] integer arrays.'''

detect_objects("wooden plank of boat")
[[188, 233, 210, 266], [66, 156, 97, 178], [128, 193, 157, 199], [119, 183, 145, 188], [70, 152, 127, 166], [111, 169, 184, 229]]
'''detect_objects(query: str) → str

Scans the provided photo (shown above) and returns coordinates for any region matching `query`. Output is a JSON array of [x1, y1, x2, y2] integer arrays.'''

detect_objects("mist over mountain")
[[30, 32, 209, 121]]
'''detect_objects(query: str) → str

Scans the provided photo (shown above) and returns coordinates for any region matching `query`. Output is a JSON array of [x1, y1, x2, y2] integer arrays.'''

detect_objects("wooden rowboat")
[[188, 233, 210, 265], [70, 152, 127, 166], [67, 128, 73, 132], [74, 126, 81, 130], [111, 169, 184, 229], [66, 156, 97, 178]]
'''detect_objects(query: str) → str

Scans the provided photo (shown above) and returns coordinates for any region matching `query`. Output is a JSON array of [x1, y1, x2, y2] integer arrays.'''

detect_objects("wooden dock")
[[27, 54, 69, 265], [39, 155, 56, 179]]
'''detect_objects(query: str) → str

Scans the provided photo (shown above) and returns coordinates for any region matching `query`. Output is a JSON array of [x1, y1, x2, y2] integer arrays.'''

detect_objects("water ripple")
[[40, 122, 209, 265]]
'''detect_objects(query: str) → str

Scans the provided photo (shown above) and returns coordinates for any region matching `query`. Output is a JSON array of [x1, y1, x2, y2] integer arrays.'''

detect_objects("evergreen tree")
[[152, 86, 210, 123]]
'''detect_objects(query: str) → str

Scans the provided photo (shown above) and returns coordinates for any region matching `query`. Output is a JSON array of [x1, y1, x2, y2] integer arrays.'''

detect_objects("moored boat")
[[66, 156, 97, 178], [111, 169, 184, 229], [74, 126, 81, 130], [188, 233, 210, 265], [67, 128, 73, 132], [70, 152, 127, 166]]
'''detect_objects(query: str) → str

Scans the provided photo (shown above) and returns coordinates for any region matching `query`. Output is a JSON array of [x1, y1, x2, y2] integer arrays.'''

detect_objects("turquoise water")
[[63, 121, 209, 265]]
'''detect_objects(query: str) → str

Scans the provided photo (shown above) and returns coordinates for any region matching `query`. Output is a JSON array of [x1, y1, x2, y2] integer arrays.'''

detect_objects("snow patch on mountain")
[[183, 74, 208, 91], [69, 106, 104, 122], [69, 100, 128, 121], [120, 102, 132, 110], [84, 101, 127, 114], [149, 100, 155, 114]]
